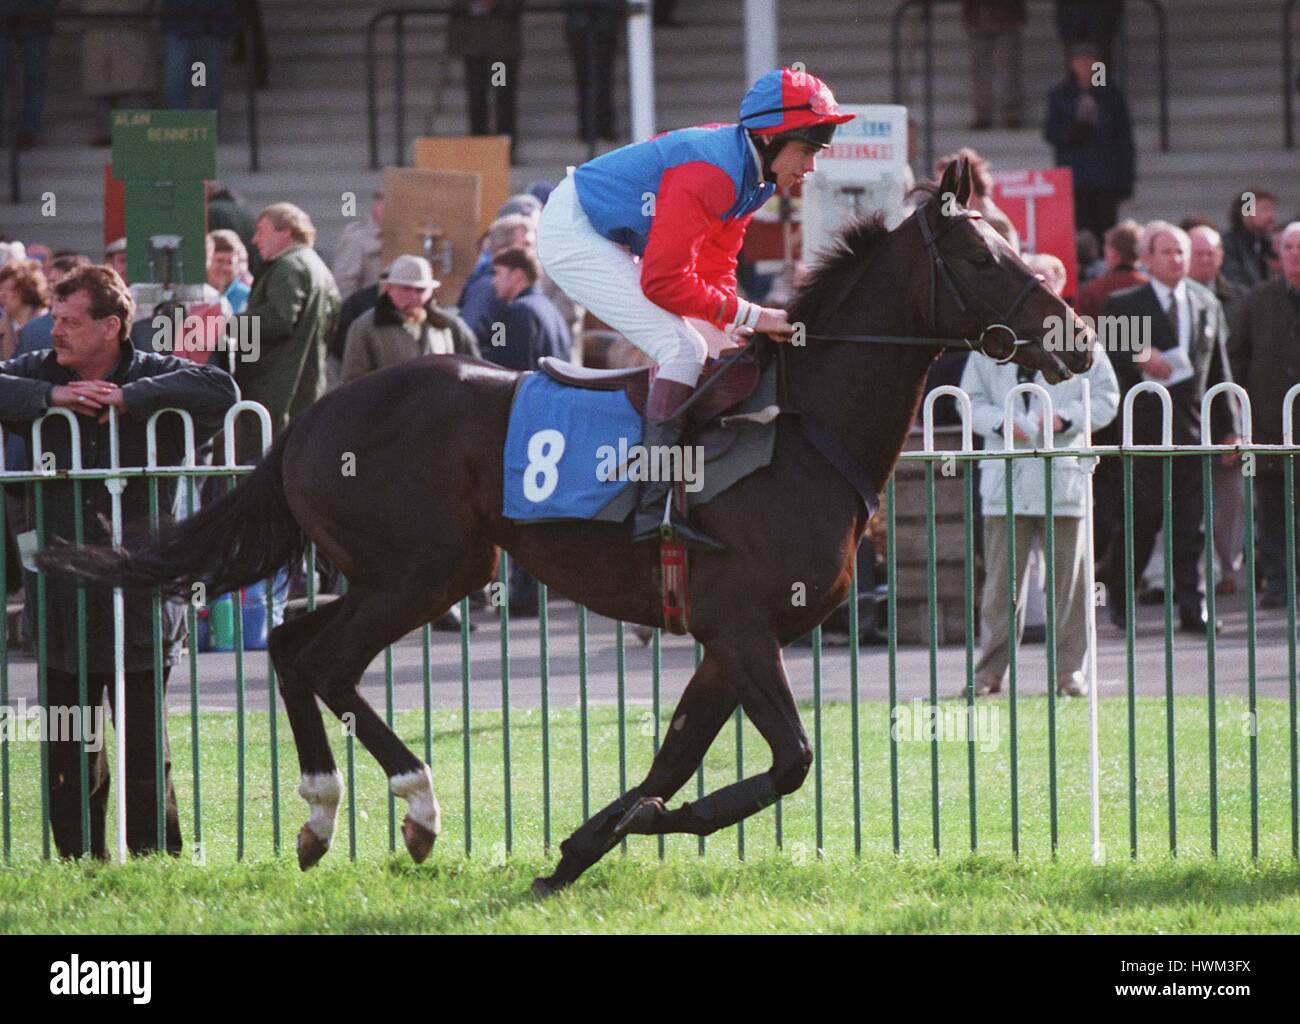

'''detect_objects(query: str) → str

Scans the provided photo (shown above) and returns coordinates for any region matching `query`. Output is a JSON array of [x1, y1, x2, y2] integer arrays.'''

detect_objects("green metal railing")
[[2, 382, 1299, 867]]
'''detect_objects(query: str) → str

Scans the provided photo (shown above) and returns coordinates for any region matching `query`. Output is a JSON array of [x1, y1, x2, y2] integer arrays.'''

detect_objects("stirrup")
[[633, 490, 724, 552]]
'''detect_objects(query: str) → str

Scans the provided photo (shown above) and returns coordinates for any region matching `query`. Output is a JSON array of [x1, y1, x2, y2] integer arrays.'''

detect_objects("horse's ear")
[[937, 160, 961, 212], [956, 158, 974, 207]]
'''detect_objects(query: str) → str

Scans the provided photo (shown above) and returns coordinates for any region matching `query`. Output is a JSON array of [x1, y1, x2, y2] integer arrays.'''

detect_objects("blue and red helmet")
[[739, 67, 855, 147]]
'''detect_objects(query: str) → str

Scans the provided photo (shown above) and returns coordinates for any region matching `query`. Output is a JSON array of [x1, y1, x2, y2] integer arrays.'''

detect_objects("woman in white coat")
[[960, 332, 1119, 697]]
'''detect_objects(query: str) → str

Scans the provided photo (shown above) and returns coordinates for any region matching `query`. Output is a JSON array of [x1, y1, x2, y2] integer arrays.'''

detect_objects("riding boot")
[[630, 415, 723, 550]]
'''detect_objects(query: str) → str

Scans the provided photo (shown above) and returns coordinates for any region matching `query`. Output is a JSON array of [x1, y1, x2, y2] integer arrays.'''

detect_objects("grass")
[[1, 695, 1299, 932]]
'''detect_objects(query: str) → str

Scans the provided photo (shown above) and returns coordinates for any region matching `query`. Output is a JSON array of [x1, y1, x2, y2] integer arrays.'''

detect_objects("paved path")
[[2, 587, 1288, 715]]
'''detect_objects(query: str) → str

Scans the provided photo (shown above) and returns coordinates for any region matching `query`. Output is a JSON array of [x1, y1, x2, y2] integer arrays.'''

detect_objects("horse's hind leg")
[[288, 545, 496, 867], [268, 598, 350, 869], [532, 652, 738, 895], [616, 632, 811, 840]]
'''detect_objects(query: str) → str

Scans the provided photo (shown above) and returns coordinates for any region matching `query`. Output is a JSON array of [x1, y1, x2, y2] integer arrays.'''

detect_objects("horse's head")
[[916, 158, 1094, 383]]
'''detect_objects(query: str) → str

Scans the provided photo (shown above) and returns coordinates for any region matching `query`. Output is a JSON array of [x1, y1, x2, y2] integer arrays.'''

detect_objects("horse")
[[38, 158, 1092, 893]]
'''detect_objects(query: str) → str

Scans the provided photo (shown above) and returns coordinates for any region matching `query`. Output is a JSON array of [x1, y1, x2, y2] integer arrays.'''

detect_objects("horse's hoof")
[[402, 814, 438, 864], [612, 797, 666, 841], [531, 875, 562, 899], [297, 825, 331, 871]]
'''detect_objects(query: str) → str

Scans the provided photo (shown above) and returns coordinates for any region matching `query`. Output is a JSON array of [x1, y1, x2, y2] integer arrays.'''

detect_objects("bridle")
[[806, 202, 1046, 364], [672, 202, 1054, 424]]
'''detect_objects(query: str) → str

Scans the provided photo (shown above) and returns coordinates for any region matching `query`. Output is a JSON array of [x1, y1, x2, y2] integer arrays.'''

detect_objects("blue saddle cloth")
[[503, 373, 644, 521]]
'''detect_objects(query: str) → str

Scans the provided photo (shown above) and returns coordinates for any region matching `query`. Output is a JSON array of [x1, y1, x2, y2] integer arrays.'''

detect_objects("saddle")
[[538, 344, 765, 433], [536, 344, 771, 636]]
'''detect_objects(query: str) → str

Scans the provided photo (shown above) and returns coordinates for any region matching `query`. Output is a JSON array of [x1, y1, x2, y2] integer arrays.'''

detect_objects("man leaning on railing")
[[0, 265, 239, 859]]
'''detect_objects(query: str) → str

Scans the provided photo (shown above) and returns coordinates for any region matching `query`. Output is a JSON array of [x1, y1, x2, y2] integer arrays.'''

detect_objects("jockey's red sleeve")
[[639, 162, 757, 329], [696, 212, 751, 299]]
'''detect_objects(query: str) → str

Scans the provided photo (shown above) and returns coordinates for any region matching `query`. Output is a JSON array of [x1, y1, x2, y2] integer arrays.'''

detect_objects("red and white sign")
[[991, 168, 1078, 301]]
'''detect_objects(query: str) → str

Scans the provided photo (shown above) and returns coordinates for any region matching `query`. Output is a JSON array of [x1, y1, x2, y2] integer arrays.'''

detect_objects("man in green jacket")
[[235, 202, 340, 465]]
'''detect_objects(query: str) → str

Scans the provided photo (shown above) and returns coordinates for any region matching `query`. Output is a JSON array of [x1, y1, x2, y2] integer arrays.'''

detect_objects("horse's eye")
[[970, 253, 994, 268]]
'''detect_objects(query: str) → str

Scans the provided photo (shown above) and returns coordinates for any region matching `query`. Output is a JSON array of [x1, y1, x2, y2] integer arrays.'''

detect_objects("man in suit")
[[1076, 219, 1147, 571], [1101, 221, 1238, 634], [1228, 222, 1300, 607], [1188, 223, 1247, 597], [1043, 40, 1136, 242]]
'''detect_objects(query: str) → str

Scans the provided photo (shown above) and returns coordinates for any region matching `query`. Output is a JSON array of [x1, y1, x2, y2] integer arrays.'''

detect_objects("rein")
[[670, 200, 1054, 421], [804, 203, 1044, 365]]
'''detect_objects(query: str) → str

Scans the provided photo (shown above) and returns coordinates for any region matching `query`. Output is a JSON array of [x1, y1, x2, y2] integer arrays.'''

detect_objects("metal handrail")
[[890, 0, 1169, 173], [1286, 0, 1297, 148], [366, 1, 648, 171], [4, 9, 263, 205]]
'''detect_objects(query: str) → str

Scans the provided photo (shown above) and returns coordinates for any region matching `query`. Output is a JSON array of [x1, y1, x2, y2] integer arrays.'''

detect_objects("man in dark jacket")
[[482, 246, 571, 371], [1228, 222, 1300, 606], [206, 180, 262, 278], [0, 265, 239, 858], [1100, 222, 1238, 634], [482, 245, 570, 615], [1221, 187, 1277, 292], [1044, 40, 1136, 242]]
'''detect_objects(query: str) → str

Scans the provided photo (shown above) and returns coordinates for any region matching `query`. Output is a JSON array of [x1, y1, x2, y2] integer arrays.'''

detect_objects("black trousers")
[[564, 20, 618, 140], [1255, 473, 1300, 595], [1074, 187, 1124, 245], [1102, 454, 1204, 615], [463, 55, 518, 139], [45, 666, 182, 859], [1091, 442, 1122, 569]]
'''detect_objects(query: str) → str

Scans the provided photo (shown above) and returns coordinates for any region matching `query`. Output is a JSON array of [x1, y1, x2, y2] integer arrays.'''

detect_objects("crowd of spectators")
[[926, 169, 1300, 699], [0, 174, 589, 856]]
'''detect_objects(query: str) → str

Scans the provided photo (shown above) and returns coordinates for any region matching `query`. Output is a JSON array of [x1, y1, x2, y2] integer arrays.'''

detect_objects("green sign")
[[110, 110, 217, 287], [111, 109, 218, 180]]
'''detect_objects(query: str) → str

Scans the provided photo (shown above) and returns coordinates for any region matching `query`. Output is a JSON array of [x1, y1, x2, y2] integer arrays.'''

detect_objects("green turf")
[[1, 695, 1298, 932]]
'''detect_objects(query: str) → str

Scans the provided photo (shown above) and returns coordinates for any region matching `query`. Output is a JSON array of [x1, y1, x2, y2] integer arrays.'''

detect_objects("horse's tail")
[[36, 422, 307, 600]]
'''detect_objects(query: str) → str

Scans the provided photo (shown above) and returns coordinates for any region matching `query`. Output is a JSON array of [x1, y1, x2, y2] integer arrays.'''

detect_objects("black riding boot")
[[629, 417, 724, 551]]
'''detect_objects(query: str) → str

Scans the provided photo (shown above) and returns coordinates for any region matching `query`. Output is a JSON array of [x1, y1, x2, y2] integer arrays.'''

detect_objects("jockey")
[[537, 67, 855, 551]]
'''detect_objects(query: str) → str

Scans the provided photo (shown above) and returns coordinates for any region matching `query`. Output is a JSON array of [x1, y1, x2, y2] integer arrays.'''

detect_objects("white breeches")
[[537, 171, 732, 386]]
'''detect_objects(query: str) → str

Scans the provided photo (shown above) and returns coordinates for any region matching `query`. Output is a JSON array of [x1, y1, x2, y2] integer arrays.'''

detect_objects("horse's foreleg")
[[531, 652, 737, 896], [618, 634, 811, 839]]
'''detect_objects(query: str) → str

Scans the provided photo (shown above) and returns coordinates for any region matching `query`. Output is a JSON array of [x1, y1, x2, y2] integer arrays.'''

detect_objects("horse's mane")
[[788, 181, 939, 325]]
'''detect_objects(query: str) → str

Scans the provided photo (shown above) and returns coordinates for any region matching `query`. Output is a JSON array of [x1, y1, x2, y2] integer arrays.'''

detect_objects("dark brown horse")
[[39, 159, 1091, 892]]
